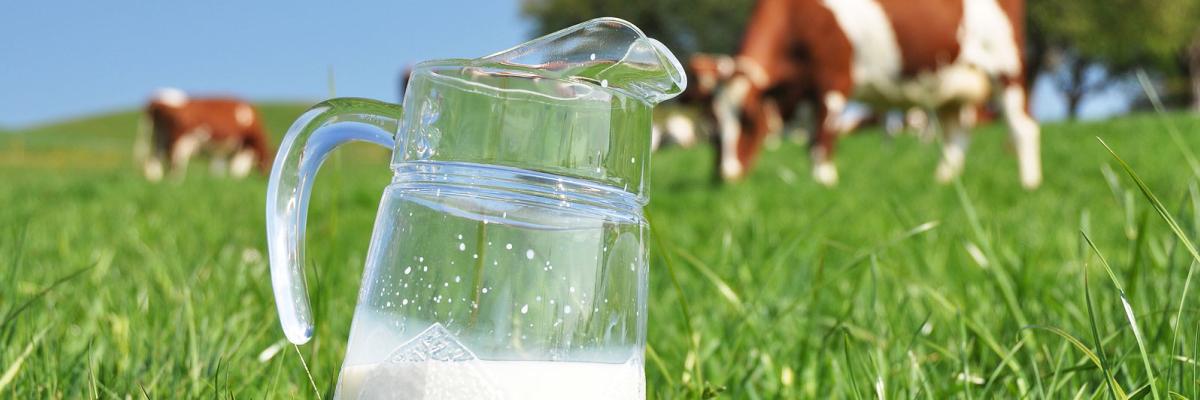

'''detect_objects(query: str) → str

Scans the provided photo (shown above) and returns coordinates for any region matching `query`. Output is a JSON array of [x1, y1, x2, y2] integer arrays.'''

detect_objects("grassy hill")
[[1, 103, 315, 171], [3, 104, 1200, 398]]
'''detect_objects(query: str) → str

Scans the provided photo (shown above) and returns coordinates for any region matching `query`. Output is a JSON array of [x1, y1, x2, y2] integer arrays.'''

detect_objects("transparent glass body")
[[265, 18, 685, 399]]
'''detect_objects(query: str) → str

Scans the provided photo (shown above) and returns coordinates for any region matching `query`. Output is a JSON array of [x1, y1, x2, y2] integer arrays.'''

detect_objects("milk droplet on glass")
[[520, 304, 529, 314], [526, 249, 535, 259]]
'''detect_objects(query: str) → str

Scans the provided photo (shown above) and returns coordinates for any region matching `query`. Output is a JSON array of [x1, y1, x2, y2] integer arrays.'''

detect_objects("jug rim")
[[409, 60, 614, 105], [407, 17, 686, 106]]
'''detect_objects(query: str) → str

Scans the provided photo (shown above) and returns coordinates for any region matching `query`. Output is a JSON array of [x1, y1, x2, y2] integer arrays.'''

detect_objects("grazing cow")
[[136, 89, 272, 181], [713, 0, 1042, 189]]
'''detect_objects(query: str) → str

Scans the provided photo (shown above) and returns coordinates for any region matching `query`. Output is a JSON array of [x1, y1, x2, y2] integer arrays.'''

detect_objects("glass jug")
[[265, 18, 685, 399]]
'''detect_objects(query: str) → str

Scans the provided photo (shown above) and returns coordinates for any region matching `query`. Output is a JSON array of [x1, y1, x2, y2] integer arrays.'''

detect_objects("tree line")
[[522, 0, 1200, 118]]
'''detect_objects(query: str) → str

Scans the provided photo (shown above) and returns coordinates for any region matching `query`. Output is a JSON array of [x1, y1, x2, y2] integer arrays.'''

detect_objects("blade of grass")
[[843, 331, 864, 400], [958, 313, 974, 400], [1169, 260, 1197, 383], [1102, 138, 1200, 397], [1023, 325, 1129, 399], [1099, 139, 1200, 264], [0, 327, 48, 393], [293, 345, 322, 400], [673, 249, 743, 312], [1082, 231, 1161, 400], [980, 338, 1026, 394], [646, 344, 676, 388], [647, 212, 702, 394], [1084, 267, 1120, 400], [0, 265, 92, 331]]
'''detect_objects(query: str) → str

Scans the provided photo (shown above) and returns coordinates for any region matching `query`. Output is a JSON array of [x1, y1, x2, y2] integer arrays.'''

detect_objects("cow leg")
[[665, 113, 698, 148], [143, 156, 165, 182], [762, 99, 784, 150], [935, 105, 976, 183], [1002, 84, 1042, 189], [170, 134, 202, 180], [230, 149, 256, 178], [713, 77, 754, 180], [811, 91, 845, 186], [907, 107, 935, 143]]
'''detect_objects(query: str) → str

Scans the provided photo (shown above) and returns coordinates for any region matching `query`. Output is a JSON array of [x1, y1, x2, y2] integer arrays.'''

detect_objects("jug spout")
[[482, 17, 687, 104]]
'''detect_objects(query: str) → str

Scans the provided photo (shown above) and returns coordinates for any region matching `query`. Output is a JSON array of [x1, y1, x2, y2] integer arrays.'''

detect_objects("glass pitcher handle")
[[266, 98, 402, 344]]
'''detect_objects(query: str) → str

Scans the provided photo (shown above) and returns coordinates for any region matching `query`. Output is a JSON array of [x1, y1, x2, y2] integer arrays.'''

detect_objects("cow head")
[[710, 57, 777, 182]]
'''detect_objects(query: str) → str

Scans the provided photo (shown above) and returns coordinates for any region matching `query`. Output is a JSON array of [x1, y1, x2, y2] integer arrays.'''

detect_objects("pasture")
[[3, 106, 1200, 398]]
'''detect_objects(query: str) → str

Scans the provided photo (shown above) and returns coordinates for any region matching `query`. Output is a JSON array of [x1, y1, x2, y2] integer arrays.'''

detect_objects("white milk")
[[337, 359, 644, 400]]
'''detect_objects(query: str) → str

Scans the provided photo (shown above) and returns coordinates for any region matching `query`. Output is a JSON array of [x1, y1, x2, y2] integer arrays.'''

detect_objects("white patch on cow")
[[651, 123, 663, 151], [1002, 85, 1042, 189], [811, 91, 846, 186], [822, 92, 847, 134], [714, 77, 752, 180], [664, 113, 697, 148], [821, 0, 903, 89], [811, 149, 839, 186], [959, 0, 1023, 77], [171, 129, 209, 176], [230, 149, 256, 178], [735, 57, 770, 89], [152, 88, 188, 108], [235, 104, 255, 127], [715, 55, 736, 79], [906, 108, 929, 132], [936, 108, 973, 183], [143, 157, 164, 182]]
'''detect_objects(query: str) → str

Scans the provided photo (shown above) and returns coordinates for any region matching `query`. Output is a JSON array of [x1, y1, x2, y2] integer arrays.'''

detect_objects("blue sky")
[[0, 1, 528, 127], [0, 1, 1127, 128]]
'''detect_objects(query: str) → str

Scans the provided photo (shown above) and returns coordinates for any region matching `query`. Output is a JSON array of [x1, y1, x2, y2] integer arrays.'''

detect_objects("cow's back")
[[809, 0, 1023, 107], [875, 0, 963, 76]]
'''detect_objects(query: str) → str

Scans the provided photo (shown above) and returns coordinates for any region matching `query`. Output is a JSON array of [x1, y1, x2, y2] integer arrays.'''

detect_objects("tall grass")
[[1, 106, 1199, 398]]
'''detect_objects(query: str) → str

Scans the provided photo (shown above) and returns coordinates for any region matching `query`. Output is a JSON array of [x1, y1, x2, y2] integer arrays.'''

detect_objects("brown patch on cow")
[[790, 0, 854, 95], [876, 0, 964, 77]]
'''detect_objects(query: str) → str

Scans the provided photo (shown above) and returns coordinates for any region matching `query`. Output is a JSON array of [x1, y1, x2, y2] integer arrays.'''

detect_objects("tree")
[[1028, 0, 1200, 118], [520, 0, 755, 58]]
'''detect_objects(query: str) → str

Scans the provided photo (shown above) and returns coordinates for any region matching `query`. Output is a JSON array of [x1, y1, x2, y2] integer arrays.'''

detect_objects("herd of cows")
[[138, 0, 1042, 189]]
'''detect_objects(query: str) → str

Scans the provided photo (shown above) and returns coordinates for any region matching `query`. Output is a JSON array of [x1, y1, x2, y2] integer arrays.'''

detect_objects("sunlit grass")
[[1, 107, 1200, 398]]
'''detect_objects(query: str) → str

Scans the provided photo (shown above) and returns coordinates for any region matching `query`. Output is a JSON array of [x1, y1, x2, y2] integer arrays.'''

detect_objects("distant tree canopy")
[[520, 0, 755, 58], [522, 0, 1200, 116], [1029, 0, 1200, 116]]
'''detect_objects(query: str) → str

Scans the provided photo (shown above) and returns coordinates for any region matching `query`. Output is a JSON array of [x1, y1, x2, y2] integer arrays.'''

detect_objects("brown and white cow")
[[714, 0, 1042, 189], [136, 89, 272, 181]]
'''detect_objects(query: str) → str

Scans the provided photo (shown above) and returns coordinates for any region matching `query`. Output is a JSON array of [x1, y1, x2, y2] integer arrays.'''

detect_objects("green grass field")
[[3, 105, 1200, 398]]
